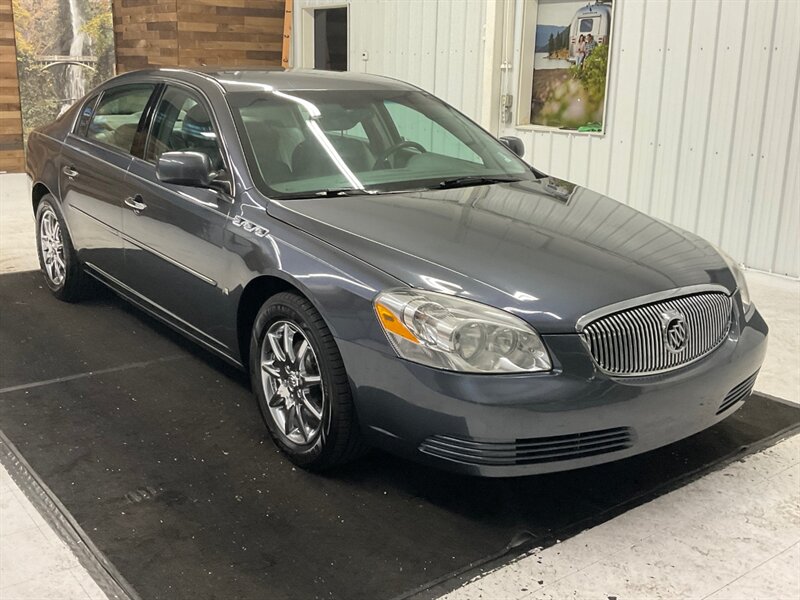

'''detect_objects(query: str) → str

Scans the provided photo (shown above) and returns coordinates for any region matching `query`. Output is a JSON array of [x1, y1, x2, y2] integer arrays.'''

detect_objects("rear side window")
[[86, 84, 155, 153], [579, 18, 595, 33], [75, 95, 99, 136]]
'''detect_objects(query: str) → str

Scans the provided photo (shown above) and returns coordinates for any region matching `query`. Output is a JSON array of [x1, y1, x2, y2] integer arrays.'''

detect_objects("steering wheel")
[[373, 140, 426, 169]]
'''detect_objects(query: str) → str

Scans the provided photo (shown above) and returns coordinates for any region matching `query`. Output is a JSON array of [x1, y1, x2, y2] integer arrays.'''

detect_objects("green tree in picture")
[[548, 33, 555, 55], [573, 42, 609, 106]]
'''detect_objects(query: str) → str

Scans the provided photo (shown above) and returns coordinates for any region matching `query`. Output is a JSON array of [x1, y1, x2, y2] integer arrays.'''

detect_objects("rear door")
[[60, 83, 157, 278], [122, 84, 235, 357]]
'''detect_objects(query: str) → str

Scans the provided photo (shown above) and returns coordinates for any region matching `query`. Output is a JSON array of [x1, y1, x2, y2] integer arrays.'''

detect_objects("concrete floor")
[[0, 172, 798, 599]]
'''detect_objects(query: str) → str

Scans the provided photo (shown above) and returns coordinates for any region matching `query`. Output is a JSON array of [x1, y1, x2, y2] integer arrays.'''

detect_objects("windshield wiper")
[[436, 175, 522, 190], [315, 188, 373, 197], [277, 188, 372, 200]]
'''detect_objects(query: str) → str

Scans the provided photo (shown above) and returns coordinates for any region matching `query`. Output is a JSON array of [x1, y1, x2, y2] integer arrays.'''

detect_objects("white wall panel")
[[745, 0, 799, 271], [294, 0, 486, 111], [694, 0, 749, 247], [774, 113, 799, 277], [671, 0, 720, 233], [625, 0, 669, 216]]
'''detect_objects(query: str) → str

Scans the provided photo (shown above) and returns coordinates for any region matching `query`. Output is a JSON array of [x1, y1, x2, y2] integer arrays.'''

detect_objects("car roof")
[[107, 67, 420, 94]]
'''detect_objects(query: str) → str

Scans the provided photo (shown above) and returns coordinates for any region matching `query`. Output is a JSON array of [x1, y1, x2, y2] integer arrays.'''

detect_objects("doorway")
[[313, 7, 348, 71]]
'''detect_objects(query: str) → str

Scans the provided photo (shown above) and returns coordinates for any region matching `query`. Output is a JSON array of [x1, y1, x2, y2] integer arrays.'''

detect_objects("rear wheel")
[[35, 197, 87, 302], [249, 292, 365, 470]]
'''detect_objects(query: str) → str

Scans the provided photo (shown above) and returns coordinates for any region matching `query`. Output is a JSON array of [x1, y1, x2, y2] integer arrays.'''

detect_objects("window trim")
[[131, 83, 165, 159]]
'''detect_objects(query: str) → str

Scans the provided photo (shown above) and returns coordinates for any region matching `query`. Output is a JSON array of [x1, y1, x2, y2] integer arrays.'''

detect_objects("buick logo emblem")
[[661, 310, 688, 353]]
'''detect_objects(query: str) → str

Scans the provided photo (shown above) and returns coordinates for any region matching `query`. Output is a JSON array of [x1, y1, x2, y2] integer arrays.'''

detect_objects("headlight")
[[714, 245, 751, 311], [374, 289, 552, 373]]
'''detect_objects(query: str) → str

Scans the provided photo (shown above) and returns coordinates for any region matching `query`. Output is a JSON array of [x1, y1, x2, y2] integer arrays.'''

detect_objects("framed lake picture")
[[12, 0, 116, 142], [529, 0, 614, 131]]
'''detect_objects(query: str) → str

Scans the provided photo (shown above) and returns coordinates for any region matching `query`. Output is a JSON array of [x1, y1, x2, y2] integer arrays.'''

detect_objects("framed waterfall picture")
[[12, 0, 116, 143]]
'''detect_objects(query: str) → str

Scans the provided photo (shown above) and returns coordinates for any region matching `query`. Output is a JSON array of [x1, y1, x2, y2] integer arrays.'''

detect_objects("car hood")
[[267, 178, 735, 333]]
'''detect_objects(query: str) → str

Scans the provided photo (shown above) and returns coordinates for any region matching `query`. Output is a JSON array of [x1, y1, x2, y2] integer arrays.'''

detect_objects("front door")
[[122, 85, 235, 358]]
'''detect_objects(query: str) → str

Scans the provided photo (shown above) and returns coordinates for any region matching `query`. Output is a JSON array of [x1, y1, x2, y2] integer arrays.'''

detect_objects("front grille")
[[580, 292, 732, 376], [717, 372, 759, 415], [419, 427, 634, 466]]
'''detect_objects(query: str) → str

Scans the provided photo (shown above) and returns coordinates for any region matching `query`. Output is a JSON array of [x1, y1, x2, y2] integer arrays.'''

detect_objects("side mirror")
[[156, 151, 214, 188], [499, 136, 525, 158]]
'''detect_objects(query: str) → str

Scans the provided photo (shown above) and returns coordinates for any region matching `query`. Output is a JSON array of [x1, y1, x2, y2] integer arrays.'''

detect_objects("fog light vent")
[[717, 372, 759, 415], [419, 427, 634, 466]]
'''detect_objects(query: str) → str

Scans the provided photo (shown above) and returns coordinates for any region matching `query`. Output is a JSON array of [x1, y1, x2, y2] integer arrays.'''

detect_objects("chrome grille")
[[580, 292, 732, 376]]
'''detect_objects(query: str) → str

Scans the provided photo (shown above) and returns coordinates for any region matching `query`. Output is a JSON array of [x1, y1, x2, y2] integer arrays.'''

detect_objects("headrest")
[[317, 106, 367, 132], [183, 104, 214, 139]]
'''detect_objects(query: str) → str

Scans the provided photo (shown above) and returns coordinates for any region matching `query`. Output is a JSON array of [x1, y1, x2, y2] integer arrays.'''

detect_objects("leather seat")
[[110, 122, 139, 153], [244, 120, 292, 184], [291, 135, 372, 179]]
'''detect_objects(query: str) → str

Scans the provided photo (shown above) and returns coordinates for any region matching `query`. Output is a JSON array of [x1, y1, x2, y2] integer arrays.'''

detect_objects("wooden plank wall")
[[113, 0, 179, 71], [0, 0, 23, 173], [113, 0, 285, 73]]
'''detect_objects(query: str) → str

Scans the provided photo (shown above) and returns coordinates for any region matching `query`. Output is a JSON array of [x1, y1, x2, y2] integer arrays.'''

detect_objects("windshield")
[[227, 89, 539, 198]]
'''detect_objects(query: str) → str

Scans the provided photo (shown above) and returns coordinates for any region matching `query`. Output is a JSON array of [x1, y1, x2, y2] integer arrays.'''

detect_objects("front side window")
[[86, 84, 155, 153], [145, 87, 223, 170], [228, 89, 535, 199]]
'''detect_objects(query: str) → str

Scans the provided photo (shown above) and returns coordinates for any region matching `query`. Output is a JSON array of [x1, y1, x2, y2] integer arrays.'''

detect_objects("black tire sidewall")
[[249, 294, 344, 467]]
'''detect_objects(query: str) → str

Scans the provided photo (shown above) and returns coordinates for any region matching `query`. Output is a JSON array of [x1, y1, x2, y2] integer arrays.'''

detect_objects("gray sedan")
[[26, 68, 767, 476]]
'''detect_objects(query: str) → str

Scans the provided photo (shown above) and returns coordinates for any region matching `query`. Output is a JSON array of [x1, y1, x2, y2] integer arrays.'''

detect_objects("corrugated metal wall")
[[503, 0, 799, 277], [292, 0, 799, 278], [293, 0, 488, 126]]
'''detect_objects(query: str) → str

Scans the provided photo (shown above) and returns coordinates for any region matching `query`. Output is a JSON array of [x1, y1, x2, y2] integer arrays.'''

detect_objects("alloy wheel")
[[260, 320, 325, 445], [39, 207, 66, 286]]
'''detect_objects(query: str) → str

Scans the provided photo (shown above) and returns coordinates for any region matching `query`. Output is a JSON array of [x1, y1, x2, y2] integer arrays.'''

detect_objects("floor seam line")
[[767, 460, 800, 479], [0, 354, 188, 395], [699, 537, 800, 599], [531, 531, 659, 595]]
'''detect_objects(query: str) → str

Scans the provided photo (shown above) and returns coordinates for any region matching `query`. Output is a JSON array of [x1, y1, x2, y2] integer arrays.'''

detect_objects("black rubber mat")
[[1, 270, 799, 600]]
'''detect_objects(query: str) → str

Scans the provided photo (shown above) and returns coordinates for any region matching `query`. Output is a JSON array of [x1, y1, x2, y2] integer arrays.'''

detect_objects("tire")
[[35, 196, 88, 302], [249, 291, 366, 470]]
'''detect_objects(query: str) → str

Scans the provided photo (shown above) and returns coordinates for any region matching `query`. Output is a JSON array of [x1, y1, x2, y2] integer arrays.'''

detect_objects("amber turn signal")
[[375, 302, 418, 343]]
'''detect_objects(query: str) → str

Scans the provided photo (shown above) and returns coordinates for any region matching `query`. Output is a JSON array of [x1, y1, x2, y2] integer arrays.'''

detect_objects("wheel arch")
[[32, 182, 53, 214], [236, 274, 308, 368]]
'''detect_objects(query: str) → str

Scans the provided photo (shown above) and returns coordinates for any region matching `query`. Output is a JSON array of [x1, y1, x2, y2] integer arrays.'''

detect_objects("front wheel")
[[35, 196, 87, 302], [249, 292, 365, 470]]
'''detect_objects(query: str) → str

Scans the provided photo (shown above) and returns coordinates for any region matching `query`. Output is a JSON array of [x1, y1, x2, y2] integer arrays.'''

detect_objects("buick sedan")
[[25, 69, 767, 476]]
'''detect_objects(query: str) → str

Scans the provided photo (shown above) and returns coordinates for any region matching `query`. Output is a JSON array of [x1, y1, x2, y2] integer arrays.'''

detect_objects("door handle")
[[62, 166, 79, 178], [124, 195, 147, 212]]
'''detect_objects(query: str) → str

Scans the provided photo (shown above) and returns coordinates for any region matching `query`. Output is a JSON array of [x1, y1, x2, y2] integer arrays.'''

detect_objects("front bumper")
[[339, 303, 768, 477]]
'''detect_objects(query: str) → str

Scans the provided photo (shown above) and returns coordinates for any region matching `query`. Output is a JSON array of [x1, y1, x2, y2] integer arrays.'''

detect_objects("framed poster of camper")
[[518, 0, 615, 132]]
